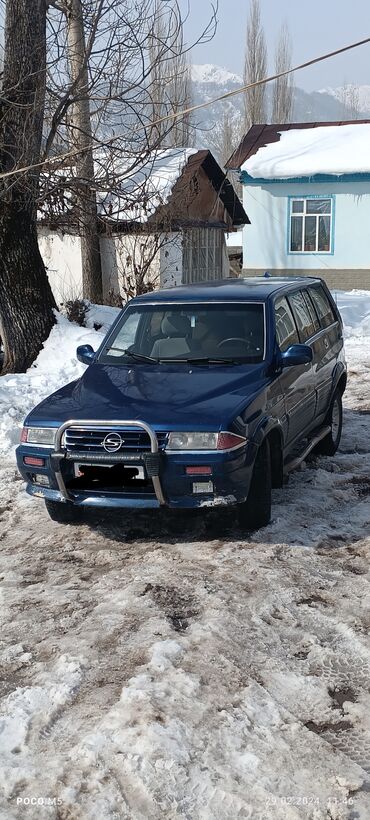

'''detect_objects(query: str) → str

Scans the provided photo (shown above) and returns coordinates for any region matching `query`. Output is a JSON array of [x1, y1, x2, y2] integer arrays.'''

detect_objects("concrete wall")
[[160, 234, 183, 288], [38, 228, 177, 303], [38, 228, 83, 306], [242, 179, 370, 289]]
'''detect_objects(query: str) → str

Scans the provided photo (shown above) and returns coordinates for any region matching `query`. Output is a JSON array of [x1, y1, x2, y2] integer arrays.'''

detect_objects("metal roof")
[[225, 120, 370, 171], [159, 149, 250, 227]]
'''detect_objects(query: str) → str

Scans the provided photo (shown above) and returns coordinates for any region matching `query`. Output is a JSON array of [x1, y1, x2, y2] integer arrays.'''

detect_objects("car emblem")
[[102, 432, 124, 453]]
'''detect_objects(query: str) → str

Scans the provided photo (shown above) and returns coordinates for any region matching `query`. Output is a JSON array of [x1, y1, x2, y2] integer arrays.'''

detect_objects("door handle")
[[323, 338, 329, 350]]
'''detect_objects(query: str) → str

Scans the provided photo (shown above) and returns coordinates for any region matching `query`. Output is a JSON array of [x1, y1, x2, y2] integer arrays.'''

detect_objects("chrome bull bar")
[[51, 419, 166, 505]]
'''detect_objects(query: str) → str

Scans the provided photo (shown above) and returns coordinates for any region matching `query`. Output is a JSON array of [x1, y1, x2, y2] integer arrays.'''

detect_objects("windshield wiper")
[[105, 346, 158, 364], [159, 356, 237, 365]]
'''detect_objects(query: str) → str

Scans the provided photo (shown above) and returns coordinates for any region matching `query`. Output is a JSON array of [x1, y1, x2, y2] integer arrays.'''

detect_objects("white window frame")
[[288, 196, 334, 255]]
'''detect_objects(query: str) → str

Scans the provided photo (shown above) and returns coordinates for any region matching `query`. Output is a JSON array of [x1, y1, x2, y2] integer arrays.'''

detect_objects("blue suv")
[[16, 277, 346, 529]]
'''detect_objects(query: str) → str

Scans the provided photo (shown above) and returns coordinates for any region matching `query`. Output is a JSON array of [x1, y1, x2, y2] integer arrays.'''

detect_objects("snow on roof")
[[98, 147, 199, 222], [242, 123, 370, 180]]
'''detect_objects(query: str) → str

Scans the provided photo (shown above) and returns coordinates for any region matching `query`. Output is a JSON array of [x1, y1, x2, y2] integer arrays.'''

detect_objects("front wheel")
[[44, 498, 83, 524], [315, 391, 343, 456], [237, 438, 271, 531]]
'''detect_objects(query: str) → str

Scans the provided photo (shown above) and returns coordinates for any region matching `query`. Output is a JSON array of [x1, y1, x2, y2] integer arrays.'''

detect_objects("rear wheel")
[[237, 438, 271, 531], [44, 498, 82, 524], [315, 391, 343, 456]]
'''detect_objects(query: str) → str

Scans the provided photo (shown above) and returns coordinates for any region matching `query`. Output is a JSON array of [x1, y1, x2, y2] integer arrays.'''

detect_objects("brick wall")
[[243, 268, 370, 291]]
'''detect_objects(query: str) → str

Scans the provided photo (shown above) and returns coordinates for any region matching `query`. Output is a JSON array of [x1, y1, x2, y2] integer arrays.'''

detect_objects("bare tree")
[[65, 0, 103, 302], [0, 0, 56, 374], [272, 22, 294, 123], [339, 81, 361, 120], [39, 0, 215, 231], [148, 1, 194, 149], [168, 58, 193, 148], [0, 0, 217, 372], [243, 0, 267, 129], [218, 109, 238, 168]]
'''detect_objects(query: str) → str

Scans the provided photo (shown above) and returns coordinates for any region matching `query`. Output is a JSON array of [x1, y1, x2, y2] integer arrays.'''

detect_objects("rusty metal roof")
[[225, 120, 370, 170], [177, 149, 250, 225]]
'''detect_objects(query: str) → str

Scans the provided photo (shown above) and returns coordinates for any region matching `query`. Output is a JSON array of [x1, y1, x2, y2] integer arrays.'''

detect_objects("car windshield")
[[100, 303, 265, 365]]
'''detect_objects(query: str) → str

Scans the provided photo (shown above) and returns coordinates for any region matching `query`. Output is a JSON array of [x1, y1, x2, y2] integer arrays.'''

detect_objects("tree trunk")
[[66, 0, 103, 303], [0, 0, 56, 374]]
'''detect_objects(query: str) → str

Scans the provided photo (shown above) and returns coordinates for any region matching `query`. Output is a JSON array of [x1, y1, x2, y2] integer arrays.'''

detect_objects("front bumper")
[[16, 419, 256, 511]]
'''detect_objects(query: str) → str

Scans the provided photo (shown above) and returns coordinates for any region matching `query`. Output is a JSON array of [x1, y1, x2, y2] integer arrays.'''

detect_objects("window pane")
[[108, 313, 140, 354], [304, 215, 317, 252], [290, 216, 303, 251], [308, 286, 335, 329], [292, 200, 304, 213], [318, 215, 331, 252], [275, 297, 299, 351], [288, 291, 316, 342], [306, 198, 331, 214], [302, 290, 320, 333]]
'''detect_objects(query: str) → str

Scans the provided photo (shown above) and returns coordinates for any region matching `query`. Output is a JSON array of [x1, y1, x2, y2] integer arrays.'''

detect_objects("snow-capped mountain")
[[191, 64, 242, 87], [190, 63, 363, 165]]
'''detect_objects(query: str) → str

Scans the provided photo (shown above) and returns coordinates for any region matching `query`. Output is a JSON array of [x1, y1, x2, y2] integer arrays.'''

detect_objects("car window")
[[288, 290, 316, 343], [107, 312, 141, 356], [302, 290, 320, 333], [274, 296, 299, 352], [100, 303, 265, 364], [308, 286, 336, 329]]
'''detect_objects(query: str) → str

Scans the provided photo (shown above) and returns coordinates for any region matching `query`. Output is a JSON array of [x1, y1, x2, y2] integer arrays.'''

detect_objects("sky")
[[184, 0, 370, 91]]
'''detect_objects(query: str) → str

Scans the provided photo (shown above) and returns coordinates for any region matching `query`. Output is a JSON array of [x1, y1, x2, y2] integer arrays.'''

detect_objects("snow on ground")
[[243, 123, 370, 179], [0, 305, 119, 457], [1, 292, 370, 819]]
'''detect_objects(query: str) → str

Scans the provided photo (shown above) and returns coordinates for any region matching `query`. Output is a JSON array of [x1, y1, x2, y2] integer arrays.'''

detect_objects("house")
[[38, 148, 249, 304], [226, 120, 370, 290]]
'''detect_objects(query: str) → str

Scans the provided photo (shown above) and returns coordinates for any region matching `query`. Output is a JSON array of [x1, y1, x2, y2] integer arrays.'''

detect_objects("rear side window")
[[302, 290, 320, 333], [275, 296, 299, 351], [308, 286, 336, 328], [288, 290, 317, 342]]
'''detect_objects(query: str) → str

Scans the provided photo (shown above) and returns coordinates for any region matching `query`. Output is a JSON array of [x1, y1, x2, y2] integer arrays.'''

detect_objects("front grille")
[[64, 427, 168, 454]]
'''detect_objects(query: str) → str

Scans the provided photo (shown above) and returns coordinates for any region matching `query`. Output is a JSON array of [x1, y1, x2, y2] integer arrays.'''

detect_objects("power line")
[[1, 34, 370, 181], [164, 35, 370, 123]]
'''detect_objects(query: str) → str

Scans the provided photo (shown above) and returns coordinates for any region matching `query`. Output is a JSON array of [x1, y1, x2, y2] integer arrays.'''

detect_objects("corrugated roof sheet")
[[225, 119, 370, 170]]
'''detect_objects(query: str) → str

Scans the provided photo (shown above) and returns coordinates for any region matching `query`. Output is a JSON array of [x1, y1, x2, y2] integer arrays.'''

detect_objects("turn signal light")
[[185, 466, 212, 476], [24, 456, 45, 467], [217, 433, 246, 450]]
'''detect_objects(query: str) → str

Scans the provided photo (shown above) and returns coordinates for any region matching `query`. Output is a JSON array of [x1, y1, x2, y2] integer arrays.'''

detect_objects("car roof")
[[132, 276, 324, 304]]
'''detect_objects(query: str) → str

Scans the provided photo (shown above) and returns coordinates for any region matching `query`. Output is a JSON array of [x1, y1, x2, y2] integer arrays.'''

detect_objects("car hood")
[[26, 362, 270, 430]]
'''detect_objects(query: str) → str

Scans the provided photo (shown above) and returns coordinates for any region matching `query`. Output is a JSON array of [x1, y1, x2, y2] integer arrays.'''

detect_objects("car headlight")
[[20, 427, 57, 445], [166, 432, 246, 451]]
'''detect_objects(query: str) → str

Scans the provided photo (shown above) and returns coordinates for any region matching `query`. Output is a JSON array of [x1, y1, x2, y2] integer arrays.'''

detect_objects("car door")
[[274, 294, 314, 445], [306, 284, 342, 419]]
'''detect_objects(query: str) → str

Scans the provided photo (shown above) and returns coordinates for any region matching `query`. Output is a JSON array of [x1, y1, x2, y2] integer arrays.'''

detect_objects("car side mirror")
[[76, 344, 95, 365], [280, 344, 313, 367]]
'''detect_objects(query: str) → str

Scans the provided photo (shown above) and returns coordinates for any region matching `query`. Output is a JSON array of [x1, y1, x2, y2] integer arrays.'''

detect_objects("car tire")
[[315, 390, 343, 456], [44, 498, 83, 524], [237, 438, 271, 531]]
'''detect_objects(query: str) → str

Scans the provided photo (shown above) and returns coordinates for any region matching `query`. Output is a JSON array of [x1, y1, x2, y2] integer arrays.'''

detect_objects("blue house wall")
[[241, 173, 370, 289]]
